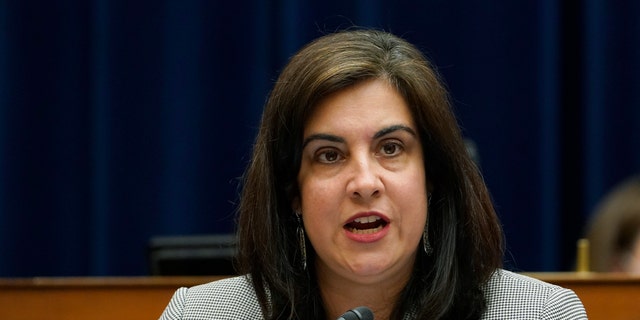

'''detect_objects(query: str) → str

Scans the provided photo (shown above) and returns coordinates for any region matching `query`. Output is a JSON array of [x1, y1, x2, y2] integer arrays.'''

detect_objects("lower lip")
[[343, 223, 390, 243]]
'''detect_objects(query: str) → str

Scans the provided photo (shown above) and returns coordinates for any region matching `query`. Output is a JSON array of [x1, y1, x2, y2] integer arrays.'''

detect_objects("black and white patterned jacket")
[[159, 269, 587, 319]]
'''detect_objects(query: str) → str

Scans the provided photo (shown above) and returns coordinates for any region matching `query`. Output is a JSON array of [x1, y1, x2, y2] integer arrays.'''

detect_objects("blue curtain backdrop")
[[1, 0, 638, 276]]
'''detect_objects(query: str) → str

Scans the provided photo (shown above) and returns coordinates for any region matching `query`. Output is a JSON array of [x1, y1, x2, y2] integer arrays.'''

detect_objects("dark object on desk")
[[148, 234, 237, 275]]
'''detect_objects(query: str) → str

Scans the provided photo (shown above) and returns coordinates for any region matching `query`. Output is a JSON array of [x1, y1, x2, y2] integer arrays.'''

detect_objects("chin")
[[344, 255, 401, 279]]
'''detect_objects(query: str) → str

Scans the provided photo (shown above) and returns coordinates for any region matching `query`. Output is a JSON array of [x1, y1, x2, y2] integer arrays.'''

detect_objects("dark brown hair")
[[236, 29, 504, 319]]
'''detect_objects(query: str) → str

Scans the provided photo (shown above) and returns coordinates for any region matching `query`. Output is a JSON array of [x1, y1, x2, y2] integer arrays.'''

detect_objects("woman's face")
[[297, 79, 428, 286]]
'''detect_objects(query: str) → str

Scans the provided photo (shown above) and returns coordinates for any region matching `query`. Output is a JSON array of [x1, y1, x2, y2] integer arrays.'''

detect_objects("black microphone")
[[336, 306, 374, 320]]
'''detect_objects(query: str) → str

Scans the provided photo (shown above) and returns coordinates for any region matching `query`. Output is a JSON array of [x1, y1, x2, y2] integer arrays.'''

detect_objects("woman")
[[159, 29, 586, 319], [585, 175, 640, 273]]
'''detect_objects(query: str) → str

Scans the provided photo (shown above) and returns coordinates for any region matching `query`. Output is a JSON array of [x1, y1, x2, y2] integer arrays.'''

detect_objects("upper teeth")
[[354, 216, 380, 223]]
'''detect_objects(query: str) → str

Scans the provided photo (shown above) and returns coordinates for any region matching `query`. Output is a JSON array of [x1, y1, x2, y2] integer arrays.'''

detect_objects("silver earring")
[[296, 213, 307, 270], [423, 225, 433, 256], [424, 193, 433, 255]]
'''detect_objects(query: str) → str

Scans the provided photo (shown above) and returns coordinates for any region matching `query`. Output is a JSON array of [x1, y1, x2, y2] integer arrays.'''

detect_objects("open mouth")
[[344, 215, 388, 234]]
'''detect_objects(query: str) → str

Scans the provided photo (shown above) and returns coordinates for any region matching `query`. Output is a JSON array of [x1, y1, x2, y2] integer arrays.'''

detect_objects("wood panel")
[[0, 276, 223, 320], [527, 272, 640, 320], [0, 273, 638, 319]]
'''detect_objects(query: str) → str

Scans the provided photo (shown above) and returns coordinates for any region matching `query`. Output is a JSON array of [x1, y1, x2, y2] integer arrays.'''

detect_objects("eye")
[[316, 148, 343, 164], [379, 141, 403, 157]]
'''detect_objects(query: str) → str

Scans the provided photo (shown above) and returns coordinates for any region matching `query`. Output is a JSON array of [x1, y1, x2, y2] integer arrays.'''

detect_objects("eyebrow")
[[302, 124, 417, 149], [373, 124, 417, 139], [302, 133, 345, 149]]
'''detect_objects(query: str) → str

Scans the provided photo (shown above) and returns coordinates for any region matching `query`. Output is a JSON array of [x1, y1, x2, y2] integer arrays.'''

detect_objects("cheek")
[[299, 185, 338, 251], [299, 179, 340, 217], [396, 172, 428, 225], [404, 159, 427, 193], [400, 191, 427, 226]]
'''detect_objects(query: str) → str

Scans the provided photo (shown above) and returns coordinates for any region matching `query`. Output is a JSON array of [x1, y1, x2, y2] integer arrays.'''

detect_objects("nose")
[[346, 155, 383, 200]]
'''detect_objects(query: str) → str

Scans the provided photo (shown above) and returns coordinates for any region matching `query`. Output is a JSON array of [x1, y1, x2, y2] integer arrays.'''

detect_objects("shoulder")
[[482, 269, 587, 319], [158, 275, 263, 320]]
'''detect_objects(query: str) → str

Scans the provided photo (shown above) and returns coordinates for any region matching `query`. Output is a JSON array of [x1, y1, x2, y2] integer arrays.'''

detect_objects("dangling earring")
[[296, 212, 307, 270], [423, 224, 433, 256], [424, 193, 433, 256]]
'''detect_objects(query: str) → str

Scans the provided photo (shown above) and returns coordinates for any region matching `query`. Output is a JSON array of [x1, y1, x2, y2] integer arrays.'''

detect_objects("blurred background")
[[0, 0, 638, 277]]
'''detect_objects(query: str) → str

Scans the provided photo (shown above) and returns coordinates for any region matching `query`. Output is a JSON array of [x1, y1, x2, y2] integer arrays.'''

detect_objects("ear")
[[425, 171, 434, 193], [292, 197, 301, 214], [427, 182, 435, 194]]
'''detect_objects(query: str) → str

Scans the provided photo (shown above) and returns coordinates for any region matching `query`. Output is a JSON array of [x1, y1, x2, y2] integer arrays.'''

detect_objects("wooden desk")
[[0, 276, 225, 320], [527, 272, 640, 320], [0, 273, 638, 319]]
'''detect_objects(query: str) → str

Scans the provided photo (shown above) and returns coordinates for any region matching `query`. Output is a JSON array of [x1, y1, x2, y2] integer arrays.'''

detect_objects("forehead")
[[304, 79, 415, 136]]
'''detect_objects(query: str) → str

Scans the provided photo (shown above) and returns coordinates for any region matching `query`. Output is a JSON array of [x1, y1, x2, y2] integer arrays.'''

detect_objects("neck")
[[316, 264, 412, 320]]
